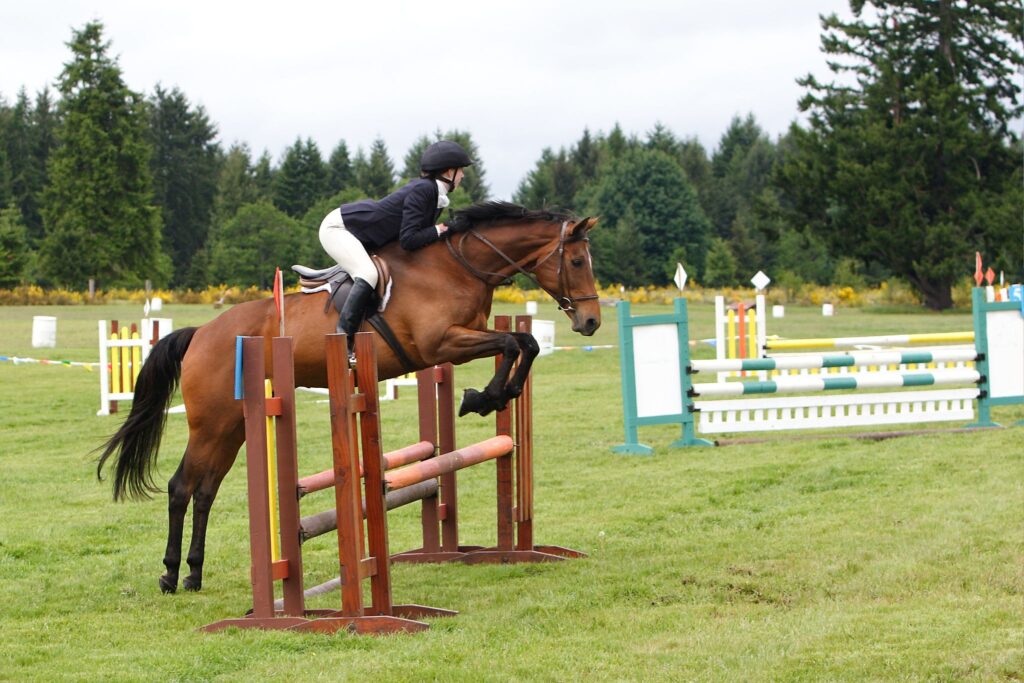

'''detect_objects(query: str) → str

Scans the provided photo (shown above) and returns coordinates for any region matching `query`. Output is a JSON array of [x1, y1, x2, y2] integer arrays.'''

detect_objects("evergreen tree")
[[253, 150, 275, 198], [209, 201, 303, 287], [401, 135, 432, 181], [785, 0, 1023, 308], [0, 96, 11, 209], [357, 137, 395, 197], [0, 204, 29, 287], [707, 114, 775, 241], [590, 147, 711, 285], [273, 137, 328, 218], [148, 85, 220, 286], [571, 128, 600, 183], [703, 237, 739, 287], [40, 22, 168, 288], [590, 210, 647, 287], [5, 91, 34, 239], [212, 143, 260, 227], [26, 88, 57, 244], [675, 137, 711, 200], [327, 140, 353, 191], [513, 148, 558, 207]]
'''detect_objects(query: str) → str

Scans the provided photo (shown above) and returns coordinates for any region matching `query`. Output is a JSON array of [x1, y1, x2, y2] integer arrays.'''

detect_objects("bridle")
[[445, 220, 599, 312]]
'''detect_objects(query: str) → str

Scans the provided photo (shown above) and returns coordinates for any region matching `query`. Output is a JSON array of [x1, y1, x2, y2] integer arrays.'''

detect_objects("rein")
[[445, 221, 599, 312]]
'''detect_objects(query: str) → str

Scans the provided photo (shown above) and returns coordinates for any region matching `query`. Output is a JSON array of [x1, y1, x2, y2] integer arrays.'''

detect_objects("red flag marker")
[[273, 267, 284, 337], [974, 252, 983, 286]]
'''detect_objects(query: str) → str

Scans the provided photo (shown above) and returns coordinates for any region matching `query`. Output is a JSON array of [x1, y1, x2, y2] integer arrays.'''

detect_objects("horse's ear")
[[570, 216, 598, 237]]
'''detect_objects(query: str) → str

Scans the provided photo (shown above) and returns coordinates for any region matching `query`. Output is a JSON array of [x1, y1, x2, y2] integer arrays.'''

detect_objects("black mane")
[[448, 201, 574, 233]]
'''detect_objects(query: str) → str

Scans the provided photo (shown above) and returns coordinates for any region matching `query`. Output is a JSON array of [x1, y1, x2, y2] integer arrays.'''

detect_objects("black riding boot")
[[336, 277, 376, 360]]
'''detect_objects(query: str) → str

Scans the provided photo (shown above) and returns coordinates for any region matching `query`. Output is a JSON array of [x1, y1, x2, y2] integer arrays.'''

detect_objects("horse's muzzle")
[[572, 316, 600, 336]]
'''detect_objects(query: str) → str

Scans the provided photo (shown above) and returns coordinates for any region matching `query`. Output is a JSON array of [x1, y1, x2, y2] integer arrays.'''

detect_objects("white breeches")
[[318, 208, 379, 288]]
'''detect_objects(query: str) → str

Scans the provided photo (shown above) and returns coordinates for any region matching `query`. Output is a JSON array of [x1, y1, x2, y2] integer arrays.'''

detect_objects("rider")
[[318, 139, 474, 352]]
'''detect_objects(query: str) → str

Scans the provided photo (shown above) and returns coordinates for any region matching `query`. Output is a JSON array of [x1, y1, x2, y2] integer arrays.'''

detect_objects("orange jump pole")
[[296, 440, 435, 496], [384, 436, 513, 490]]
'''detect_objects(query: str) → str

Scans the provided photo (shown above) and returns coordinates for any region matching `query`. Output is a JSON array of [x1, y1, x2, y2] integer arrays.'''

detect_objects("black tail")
[[96, 327, 198, 501]]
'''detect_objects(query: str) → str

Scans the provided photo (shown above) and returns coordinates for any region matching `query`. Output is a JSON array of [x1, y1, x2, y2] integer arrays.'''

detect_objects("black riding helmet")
[[420, 140, 474, 172]]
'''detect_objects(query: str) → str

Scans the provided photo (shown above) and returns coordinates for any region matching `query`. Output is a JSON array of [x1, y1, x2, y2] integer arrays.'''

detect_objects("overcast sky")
[[1, 0, 852, 199]]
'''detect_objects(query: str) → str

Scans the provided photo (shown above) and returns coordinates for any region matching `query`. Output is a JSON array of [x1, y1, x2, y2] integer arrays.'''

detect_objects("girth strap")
[[365, 312, 417, 375]]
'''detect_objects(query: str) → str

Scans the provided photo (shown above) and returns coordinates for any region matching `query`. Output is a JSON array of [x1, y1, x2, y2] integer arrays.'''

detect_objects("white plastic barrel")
[[772, 305, 785, 318], [822, 303, 835, 317], [32, 316, 57, 348], [525, 301, 538, 315], [532, 319, 556, 356]]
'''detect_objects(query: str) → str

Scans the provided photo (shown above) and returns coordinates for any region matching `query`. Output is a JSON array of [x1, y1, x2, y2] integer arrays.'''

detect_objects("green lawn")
[[0, 300, 1021, 681]]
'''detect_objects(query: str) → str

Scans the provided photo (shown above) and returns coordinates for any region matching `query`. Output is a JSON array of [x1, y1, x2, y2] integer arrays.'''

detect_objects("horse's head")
[[533, 216, 601, 336], [445, 202, 602, 336]]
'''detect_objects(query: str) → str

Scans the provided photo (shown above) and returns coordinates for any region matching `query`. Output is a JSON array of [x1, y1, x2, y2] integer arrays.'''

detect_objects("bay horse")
[[97, 201, 600, 594]]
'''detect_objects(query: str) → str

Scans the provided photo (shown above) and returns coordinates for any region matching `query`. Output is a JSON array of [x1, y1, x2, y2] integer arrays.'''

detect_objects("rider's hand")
[[436, 223, 449, 236]]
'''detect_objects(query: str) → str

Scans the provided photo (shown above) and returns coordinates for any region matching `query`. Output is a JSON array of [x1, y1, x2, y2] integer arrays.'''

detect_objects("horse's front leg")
[[503, 332, 540, 401], [431, 326, 522, 416]]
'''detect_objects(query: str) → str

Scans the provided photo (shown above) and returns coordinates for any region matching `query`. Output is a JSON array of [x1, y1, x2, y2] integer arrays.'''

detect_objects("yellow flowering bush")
[[0, 277, 991, 309]]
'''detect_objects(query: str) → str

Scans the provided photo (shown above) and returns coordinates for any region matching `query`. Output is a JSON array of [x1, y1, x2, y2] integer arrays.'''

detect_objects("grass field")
[[1, 299, 1021, 682]]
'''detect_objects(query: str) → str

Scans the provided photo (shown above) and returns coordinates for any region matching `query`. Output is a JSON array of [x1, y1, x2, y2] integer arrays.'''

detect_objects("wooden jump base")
[[203, 315, 581, 635]]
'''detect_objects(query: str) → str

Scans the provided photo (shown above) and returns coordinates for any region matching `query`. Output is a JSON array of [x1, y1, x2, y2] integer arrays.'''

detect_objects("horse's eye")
[[571, 258, 584, 267]]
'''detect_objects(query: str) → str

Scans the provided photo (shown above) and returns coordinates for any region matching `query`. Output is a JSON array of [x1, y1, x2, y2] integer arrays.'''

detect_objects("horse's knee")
[[515, 332, 539, 357]]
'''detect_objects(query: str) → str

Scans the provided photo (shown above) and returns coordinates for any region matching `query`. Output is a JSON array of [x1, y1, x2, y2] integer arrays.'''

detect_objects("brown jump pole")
[[515, 315, 534, 550], [495, 315, 516, 552], [299, 478, 440, 542]]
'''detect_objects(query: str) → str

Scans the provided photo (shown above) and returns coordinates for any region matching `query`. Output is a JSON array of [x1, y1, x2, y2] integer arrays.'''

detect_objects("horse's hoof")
[[183, 575, 202, 592], [459, 388, 494, 417], [159, 574, 178, 594]]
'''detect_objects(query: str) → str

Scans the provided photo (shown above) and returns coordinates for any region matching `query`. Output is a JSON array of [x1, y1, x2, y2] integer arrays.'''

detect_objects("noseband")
[[445, 221, 599, 312]]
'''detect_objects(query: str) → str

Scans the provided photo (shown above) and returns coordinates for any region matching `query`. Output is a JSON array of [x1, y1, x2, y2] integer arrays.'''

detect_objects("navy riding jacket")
[[340, 178, 443, 251]]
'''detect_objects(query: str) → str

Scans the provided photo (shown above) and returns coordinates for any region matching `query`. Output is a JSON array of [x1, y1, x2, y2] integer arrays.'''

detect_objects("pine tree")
[[0, 204, 29, 287], [327, 140, 353, 191], [0, 98, 11, 210], [273, 137, 328, 217], [212, 143, 259, 227], [40, 22, 168, 288], [26, 88, 57, 245], [571, 128, 600, 183], [707, 114, 776, 241], [148, 85, 220, 286], [357, 137, 395, 197], [591, 148, 711, 284], [786, 0, 1023, 308], [703, 237, 739, 287]]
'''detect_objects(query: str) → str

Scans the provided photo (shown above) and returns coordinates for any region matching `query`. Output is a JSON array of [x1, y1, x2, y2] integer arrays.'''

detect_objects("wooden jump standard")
[[203, 315, 581, 635]]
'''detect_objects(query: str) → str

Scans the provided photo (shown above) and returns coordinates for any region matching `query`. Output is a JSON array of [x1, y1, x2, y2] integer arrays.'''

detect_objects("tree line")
[[0, 2, 1020, 309]]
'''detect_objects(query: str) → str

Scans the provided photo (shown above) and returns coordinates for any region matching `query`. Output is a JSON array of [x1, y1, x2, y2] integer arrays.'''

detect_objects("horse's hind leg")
[[182, 423, 244, 592], [160, 458, 193, 594]]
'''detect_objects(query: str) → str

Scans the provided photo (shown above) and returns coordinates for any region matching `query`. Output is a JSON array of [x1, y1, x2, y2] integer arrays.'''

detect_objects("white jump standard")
[[614, 286, 1024, 453]]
